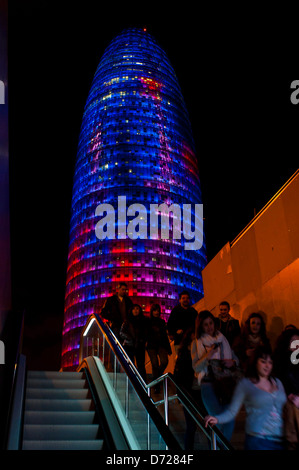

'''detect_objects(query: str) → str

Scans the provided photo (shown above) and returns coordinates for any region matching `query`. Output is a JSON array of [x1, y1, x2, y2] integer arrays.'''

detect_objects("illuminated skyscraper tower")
[[61, 28, 206, 369]]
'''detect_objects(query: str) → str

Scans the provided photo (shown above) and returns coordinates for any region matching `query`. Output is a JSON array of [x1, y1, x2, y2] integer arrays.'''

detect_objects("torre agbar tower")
[[61, 28, 206, 370]]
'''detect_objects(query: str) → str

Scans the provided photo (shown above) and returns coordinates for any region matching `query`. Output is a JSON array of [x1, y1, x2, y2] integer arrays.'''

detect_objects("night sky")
[[7, 2, 298, 369]]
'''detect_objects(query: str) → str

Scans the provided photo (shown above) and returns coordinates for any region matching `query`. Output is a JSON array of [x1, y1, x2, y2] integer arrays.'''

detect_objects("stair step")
[[26, 387, 90, 400], [22, 370, 103, 451], [24, 398, 93, 411], [26, 378, 87, 389], [27, 371, 84, 380], [22, 439, 104, 450], [24, 411, 96, 425], [23, 424, 100, 441]]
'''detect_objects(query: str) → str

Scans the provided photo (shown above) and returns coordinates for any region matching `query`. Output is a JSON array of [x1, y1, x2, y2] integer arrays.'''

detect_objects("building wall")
[[194, 170, 299, 347]]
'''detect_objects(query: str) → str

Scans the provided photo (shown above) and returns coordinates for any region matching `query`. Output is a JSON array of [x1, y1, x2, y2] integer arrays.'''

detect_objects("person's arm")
[[119, 321, 128, 339], [205, 379, 247, 426], [288, 394, 299, 408], [191, 338, 216, 374], [119, 321, 133, 344]]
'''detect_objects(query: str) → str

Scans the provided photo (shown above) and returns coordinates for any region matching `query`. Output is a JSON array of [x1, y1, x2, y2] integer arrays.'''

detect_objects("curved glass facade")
[[61, 28, 206, 369]]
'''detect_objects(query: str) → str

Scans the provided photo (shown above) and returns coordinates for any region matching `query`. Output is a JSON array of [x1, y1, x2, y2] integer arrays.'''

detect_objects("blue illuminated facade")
[[62, 28, 206, 369]]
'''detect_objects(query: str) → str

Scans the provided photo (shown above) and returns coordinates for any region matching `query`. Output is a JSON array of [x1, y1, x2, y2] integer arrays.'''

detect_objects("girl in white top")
[[191, 310, 237, 440], [191, 310, 236, 382]]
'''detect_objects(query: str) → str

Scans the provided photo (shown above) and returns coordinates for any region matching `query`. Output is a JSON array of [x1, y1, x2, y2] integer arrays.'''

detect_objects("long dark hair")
[[243, 313, 268, 340], [178, 327, 195, 351], [195, 310, 217, 339], [150, 303, 161, 318], [246, 345, 275, 383], [128, 304, 144, 321]]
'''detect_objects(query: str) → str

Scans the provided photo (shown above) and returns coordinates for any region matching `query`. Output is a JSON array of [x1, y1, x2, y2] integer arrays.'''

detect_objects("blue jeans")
[[245, 434, 285, 450], [201, 381, 235, 441]]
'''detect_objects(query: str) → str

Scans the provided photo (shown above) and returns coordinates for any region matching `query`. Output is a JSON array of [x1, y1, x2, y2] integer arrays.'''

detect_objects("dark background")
[[7, 1, 298, 369]]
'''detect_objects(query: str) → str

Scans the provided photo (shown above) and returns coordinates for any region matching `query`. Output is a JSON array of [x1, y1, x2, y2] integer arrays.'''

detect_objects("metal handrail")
[[80, 313, 234, 450], [80, 313, 181, 451], [2, 310, 26, 450], [79, 356, 140, 450], [143, 373, 233, 450], [163, 373, 233, 450]]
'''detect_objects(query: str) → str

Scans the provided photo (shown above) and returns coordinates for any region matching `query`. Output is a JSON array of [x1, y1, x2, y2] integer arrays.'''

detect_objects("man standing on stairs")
[[216, 301, 241, 348], [101, 282, 133, 339], [167, 291, 198, 358]]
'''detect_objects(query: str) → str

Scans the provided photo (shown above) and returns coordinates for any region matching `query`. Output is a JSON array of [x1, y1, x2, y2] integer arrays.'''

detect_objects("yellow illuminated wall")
[[194, 169, 299, 346]]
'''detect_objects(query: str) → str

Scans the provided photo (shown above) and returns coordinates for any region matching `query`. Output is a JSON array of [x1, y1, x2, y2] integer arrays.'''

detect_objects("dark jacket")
[[216, 316, 241, 346], [281, 363, 299, 395], [174, 341, 195, 391], [232, 333, 271, 370], [146, 317, 172, 355], [167, 305, 198, 345], [173, 328, 197, 393], [119, 313, 148, 350], [101, 294, 133, 332]]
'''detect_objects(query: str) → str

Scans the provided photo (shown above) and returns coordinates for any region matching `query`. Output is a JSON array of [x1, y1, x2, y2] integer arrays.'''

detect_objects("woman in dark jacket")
[[146, 303, 172, 392], [232, 312, 271, 372], [119, 304, 148, 380]]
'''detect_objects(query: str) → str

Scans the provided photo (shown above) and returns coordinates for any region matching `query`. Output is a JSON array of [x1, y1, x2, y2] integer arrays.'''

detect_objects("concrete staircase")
[[22, 370, 104, 450]]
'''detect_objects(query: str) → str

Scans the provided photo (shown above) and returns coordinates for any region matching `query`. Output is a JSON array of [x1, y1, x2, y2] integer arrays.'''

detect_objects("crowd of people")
[[101, 282, 174, 391], [100, 282, 299, 451]]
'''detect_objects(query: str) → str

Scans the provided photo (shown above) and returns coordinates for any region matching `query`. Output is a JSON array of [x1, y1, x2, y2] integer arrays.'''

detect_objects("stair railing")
[[3, 311, 27, 450], [80, 314, 181, 451], [80, 313, 234, 451]]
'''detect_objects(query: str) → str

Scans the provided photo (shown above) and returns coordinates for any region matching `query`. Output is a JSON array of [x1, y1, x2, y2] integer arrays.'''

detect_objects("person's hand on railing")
[[204, 415, 218, 428], [288, 393, 299, 408]]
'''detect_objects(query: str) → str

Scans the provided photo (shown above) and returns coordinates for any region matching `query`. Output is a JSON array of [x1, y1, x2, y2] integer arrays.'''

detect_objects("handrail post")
[[113, 354, 117, 387], [6, 354, 27, 449], [147, 406, 151, 450], [96, 336, 99, 357], [163, 377, 169, 451], [86, 337, 89, 359], [125, 375, 129, 418], [102, 335, 105, 362], [211, 429, 217, 450], [163, 377, 169, 426]]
